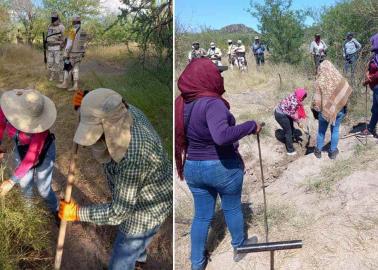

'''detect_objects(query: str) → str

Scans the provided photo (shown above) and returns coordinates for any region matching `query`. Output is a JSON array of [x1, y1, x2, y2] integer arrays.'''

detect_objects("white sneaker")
[[287, 151, 297, 156]]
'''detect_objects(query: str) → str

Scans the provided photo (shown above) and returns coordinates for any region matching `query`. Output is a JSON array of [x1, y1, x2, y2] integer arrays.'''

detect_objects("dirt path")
[[175, 60, 378, 270]]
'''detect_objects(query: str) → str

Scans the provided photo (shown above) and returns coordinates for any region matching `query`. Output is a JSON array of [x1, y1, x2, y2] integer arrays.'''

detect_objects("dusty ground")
[[175, 58, 378, 270], [0, 45, 172, 270]]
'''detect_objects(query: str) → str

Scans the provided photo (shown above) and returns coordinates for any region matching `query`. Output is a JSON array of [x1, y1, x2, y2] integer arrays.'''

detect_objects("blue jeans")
[[344, 53, 358, 77], [317, 109, 346, 153], [184, 159, 245, 270], [109, 226, 160, 270], [368, 86, 378, 132], [13, 141, 58, 213]]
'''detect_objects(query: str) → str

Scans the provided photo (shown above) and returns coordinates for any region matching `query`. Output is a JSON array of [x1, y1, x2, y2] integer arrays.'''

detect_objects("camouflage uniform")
[[46, 13, 65, 81], [188, 48, 207, 62], [57, 16, 87, 91], [207, 45, 222, 66]]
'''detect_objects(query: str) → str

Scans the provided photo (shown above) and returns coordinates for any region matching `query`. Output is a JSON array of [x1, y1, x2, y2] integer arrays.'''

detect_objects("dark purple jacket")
[[184, 97, 256, 160]]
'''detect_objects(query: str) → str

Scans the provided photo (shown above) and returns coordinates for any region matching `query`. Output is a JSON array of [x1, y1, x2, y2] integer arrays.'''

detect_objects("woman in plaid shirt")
[[59, 88, 173, 270]]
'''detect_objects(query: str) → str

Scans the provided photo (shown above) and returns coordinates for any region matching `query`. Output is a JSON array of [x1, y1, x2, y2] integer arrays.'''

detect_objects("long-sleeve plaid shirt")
[[78, 105, 173, 235]]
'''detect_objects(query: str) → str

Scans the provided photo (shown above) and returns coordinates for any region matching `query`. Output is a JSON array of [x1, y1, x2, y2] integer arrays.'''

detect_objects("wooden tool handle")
[[54, 142, 79, 270]]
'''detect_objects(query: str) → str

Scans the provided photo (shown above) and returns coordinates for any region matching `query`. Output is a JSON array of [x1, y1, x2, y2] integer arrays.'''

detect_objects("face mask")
[[90, 138, 111, 164]]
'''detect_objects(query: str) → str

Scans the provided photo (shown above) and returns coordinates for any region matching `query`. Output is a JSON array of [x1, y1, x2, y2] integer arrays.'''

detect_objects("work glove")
[[72, 90, 89, 111], [0, 179, 15, 197], [59, 200, 80, 221]]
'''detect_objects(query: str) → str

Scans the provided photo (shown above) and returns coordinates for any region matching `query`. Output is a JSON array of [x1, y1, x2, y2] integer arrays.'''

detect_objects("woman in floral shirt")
[[274, 88, 307, 155]]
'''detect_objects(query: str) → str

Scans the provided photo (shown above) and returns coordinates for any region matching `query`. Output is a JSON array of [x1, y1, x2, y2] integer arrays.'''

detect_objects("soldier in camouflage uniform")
[[57, 15, 87, 91], [188, 42, 207, 62], [46, 12, 65, 82], [207, 42, 222, 66]]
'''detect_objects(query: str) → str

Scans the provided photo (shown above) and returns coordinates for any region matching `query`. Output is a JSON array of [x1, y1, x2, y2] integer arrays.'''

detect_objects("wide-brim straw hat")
[[74, 88, 132, 163], [1, 89, 57, 133]]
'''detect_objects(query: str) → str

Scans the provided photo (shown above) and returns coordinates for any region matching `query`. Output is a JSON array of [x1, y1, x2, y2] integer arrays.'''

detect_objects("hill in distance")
[[218, 24, 258, 34]]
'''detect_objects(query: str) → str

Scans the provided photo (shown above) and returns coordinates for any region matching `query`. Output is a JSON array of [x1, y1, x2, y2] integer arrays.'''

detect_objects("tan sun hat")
[[0, 89, 57, 133], [74, 88, 133, 163]]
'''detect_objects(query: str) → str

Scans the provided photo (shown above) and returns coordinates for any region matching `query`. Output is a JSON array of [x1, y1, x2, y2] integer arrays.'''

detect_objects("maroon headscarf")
[[175, 58, 229, 179]]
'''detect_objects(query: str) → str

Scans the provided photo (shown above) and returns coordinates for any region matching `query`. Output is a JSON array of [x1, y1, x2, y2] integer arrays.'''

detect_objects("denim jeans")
[[344, 53, 358, 78], [255, 54, 265, 65], [13, 141, 58, 213], [317, 109, 346, 153], [184, 159, 245, 270], [368, 85, 378, 132], [108, 226, 160, 270]]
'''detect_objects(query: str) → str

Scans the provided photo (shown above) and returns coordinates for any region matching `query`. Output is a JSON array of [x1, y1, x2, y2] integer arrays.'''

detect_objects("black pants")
[[275, 110, 295, 152]]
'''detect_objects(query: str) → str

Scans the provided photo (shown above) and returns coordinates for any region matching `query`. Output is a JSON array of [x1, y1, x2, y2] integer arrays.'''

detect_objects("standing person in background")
[[312, 60, 352, 160], [188, 41, 207, 62], [46, 11, 65, 82], [310, 34, 328, 74], [274, 88, 307, 156], [251, 36, 265, 66], [207, 42, 222, 66], [343, 32, 361, 82], [362, 33, 378, 137], [57, 16, 87, 92], [227, 40, 236, 69], [0, 89, 59, 222], [234, 40, 247, 70], [175, 58, 262, 270]]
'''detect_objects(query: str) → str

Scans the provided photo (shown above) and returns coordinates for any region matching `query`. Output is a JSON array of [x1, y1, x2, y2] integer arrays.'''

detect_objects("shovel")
[[54, 142, 79, 270], [237, 126, 303, 269]]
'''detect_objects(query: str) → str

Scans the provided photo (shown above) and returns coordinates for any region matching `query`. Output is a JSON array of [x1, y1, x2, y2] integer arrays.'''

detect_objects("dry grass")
[[304, 143, 378, 194]]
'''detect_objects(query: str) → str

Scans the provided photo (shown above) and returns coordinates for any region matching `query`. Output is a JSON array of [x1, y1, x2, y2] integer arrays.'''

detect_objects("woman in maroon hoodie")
[[363, 33, 378, 137], [175, 58, 262, 270]]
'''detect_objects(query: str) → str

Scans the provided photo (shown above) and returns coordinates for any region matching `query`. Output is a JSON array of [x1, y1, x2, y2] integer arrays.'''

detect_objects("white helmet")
[[255, 36, 259, 40], [237, 40, 242, 44], [227, 39, 232, 43], [210, 42, 215, 48]]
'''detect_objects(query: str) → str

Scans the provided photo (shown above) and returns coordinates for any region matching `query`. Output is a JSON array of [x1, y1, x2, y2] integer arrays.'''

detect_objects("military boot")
[[56, 71, 69, 89], [68, 80, 78, 91], [58, 72, 64, 83], [49, 71, 55, 81]]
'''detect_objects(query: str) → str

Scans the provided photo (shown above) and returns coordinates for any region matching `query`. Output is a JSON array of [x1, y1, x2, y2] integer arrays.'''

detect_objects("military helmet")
[[72, 15, 81, 22], [192, 41, 199, 45], [346, 32, 353, 38], [51, 11, 59, 18]]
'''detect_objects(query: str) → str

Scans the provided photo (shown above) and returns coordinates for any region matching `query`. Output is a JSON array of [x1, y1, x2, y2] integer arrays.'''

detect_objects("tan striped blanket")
[[312, 60, 353, 124]]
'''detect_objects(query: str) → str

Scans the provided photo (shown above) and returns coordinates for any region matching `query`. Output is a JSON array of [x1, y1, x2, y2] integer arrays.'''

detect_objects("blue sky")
[[175, 0, 340, 32]]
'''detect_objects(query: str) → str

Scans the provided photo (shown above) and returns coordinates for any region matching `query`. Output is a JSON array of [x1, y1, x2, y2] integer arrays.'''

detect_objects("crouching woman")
[[0, 89, 59, 216], [274, 88, 307, 156]]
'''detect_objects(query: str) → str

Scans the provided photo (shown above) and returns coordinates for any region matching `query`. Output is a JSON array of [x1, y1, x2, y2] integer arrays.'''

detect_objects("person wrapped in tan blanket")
[[311, 60, 353, 159]]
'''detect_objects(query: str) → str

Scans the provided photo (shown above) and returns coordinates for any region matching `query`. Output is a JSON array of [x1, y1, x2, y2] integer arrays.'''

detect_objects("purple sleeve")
[[206, 99, 257, 145]]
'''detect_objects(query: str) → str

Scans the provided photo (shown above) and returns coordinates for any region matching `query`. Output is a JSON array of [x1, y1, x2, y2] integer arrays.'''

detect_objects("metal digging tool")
[[54, 142, 79, 270], [237, 124, 303, 270]]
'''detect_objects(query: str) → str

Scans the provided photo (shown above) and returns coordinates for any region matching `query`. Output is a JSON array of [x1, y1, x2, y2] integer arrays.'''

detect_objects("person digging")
[[0, 89, 60, 223], [58, 88, 173, 270]]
